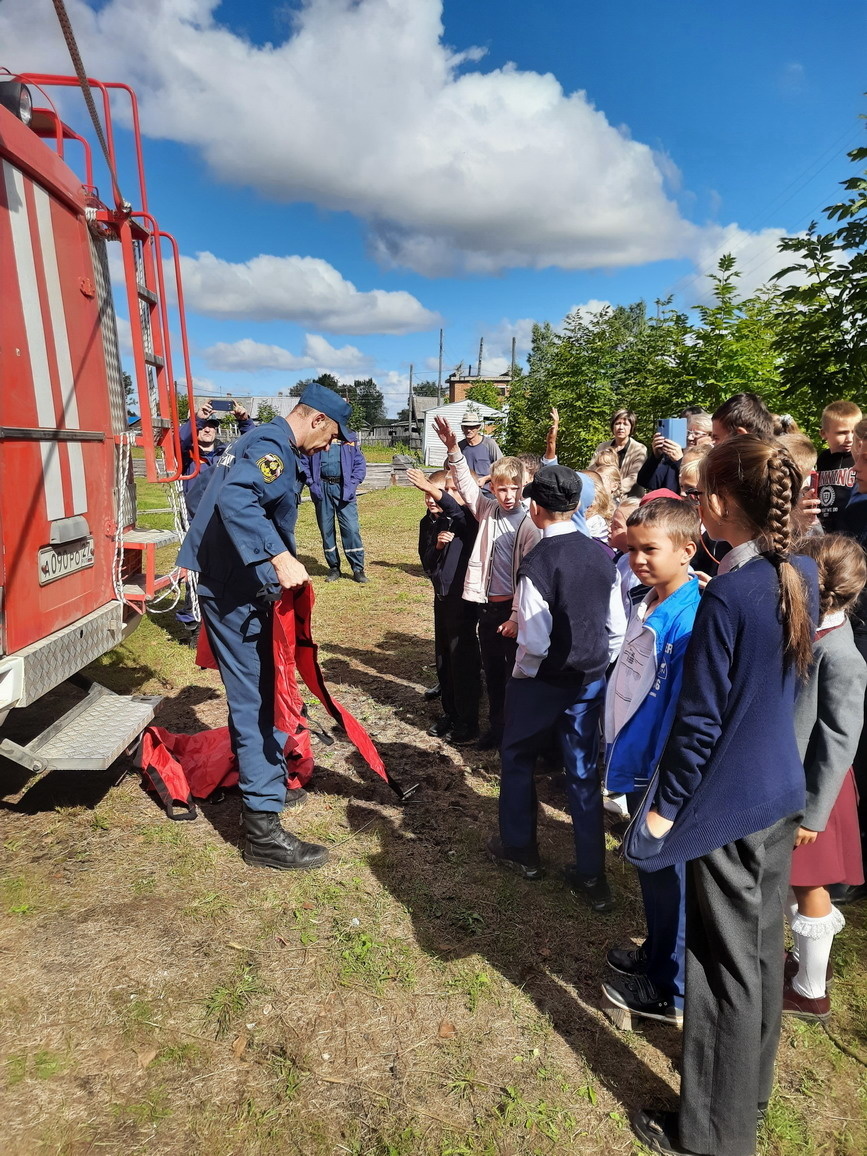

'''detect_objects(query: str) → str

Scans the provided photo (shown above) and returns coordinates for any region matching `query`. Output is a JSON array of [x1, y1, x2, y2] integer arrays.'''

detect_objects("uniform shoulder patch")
[[257, 453, 284, 482]]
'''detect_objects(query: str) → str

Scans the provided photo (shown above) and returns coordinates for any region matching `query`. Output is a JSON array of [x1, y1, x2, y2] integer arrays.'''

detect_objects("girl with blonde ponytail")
[[628, 435, 819, 1156]]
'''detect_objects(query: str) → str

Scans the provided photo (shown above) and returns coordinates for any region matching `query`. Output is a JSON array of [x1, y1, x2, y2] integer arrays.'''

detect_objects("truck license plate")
[[38, 538, 95, 585]]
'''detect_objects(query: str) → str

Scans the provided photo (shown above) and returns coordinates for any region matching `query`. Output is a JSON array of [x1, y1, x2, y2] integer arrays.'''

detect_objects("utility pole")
[[478, 337, 484, 379], [408, 363, 413, 430], [436, 327, 443, 406], [510, 335, 517, 380]]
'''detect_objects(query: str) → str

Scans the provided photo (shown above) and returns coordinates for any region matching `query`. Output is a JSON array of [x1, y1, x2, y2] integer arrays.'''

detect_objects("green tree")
[[503, 303, 695, 466], [683, 255, 782, 413], [772, 130, 867, 424], [123, 371, 137, 416], [465, 381, 502, 409], [347, 378, 386, 429], [256, 401, 277, 423], [413, 380, 440, 397], [289, 373, 341, 397]]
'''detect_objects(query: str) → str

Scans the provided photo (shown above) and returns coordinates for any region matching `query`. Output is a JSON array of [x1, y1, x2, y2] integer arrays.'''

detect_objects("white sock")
[[790, 908, 845, 999], [786, 888, 801, 959]]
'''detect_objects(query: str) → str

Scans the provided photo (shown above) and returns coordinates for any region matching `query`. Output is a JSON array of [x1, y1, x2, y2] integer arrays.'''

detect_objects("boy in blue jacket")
[[601, 496, 701, 1027]]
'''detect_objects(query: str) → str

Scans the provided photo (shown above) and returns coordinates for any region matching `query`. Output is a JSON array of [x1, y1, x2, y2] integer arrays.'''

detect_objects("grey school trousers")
[[678, 813, 801, 1156]]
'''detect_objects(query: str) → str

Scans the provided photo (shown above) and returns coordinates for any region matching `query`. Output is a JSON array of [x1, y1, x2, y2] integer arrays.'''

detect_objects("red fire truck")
[[0, 68, 198, 775]]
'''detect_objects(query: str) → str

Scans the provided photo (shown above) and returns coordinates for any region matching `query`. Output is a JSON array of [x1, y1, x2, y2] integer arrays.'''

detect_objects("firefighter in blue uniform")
[[177, 383, 353, 871]]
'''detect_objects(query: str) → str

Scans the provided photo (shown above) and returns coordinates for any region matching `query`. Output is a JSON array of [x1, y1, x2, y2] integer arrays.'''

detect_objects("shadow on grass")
[[373, 559, 427, 578], [320, 630, 445, 730], [344, 741, 681, 1117]]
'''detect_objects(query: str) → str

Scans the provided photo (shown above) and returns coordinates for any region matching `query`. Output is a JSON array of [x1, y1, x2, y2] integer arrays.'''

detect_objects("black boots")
[[241, 806, 328, 871]]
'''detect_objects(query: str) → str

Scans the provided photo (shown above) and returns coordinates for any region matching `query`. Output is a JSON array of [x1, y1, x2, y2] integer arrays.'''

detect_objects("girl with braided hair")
[[784, 535, 866, 1022], [627, 435, 819, 1156]]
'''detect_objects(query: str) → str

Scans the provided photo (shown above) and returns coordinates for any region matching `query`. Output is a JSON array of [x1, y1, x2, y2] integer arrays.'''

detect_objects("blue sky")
[[3, 1, 865, 414]]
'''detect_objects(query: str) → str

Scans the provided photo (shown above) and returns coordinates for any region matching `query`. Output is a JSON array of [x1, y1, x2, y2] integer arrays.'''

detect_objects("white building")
[[422, 400, 505, 467]]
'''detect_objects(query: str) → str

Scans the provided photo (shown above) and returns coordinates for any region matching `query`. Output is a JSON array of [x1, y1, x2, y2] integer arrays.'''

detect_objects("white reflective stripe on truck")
[[32, 182, 87, 515], [2, 159, 65, 521]]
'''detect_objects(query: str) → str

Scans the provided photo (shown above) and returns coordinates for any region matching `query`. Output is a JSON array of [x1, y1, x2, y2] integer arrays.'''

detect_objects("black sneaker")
[[352, 569, 368, 584], [607, 943, 648, 976], [563, 865, 615, 913], [325, 568, 341, 582], [283, 787, 308, 809], [601, 974, 683, 1027], [449, 724, 480, 746], [426, 716, 453, 738], [485, 836, 544, 881]]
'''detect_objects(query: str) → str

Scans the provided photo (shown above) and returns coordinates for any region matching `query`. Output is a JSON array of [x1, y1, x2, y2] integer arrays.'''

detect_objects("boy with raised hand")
[[601, 497, 701, 1028], [487, 465, 618, 913], [434, 415, 541, 751], [408, 467, 481, 746], [817, 400, 862, 532]]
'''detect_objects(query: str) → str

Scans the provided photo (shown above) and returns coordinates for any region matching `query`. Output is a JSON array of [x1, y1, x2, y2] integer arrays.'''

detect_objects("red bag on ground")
[[140, 582, 390, 816]]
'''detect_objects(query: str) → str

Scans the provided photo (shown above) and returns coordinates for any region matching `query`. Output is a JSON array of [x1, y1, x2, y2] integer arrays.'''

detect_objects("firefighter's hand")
[[232, 401, 249, 420], [196, 402, 214, 420], [271, 551, 309, 589], [497, 619, 518, 639]]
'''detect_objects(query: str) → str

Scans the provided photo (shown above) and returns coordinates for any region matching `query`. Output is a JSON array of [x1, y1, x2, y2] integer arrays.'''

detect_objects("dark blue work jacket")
[[177, 417, 305, 599], [306, 436, 367, 503]]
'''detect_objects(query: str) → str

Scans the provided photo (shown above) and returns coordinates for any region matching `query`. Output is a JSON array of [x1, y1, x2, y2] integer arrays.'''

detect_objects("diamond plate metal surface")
[[16, 602, 125, 706], [123, 527, 178, 547], [89, 234, 127, 436], [34, 690, 155, 770]]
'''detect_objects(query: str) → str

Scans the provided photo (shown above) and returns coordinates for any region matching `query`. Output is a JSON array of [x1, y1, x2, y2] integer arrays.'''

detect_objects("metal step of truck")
[[0, 680, 161, 773]]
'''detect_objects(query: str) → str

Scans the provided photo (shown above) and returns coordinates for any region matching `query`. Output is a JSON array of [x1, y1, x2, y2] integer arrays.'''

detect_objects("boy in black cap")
[[488, 465, 618, 912]]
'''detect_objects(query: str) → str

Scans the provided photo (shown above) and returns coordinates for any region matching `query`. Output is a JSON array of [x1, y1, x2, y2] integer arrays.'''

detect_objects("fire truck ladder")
[[21, 68, 199, 613], [115, 210, 195, 609]]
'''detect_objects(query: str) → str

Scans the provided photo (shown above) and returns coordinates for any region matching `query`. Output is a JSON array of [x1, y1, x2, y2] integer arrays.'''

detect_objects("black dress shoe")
[[485, 836, 544, 880], [475, 729, 500, 751], [427, 716, 453, 737], [423, 683, 441, 700], [829, 882, 867, 905], [449, 725, 479, 746]]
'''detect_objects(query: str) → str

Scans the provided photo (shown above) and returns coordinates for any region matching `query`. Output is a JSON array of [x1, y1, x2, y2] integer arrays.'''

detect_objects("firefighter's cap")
[[298, 383, 353, 443]]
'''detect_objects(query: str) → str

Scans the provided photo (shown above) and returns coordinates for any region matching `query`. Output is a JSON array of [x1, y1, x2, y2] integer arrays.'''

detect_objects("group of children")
[[407, 392, 867, 1156]]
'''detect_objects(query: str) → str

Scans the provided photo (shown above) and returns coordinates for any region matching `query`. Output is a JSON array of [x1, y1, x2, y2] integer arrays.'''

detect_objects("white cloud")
[[203, 334, 372, 373], [115, 315, 132, 355], [179, 251, 439, 334], [566, 299, 614, 323], [681, 225, 795, 303], [5, 0, 693, 275]]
